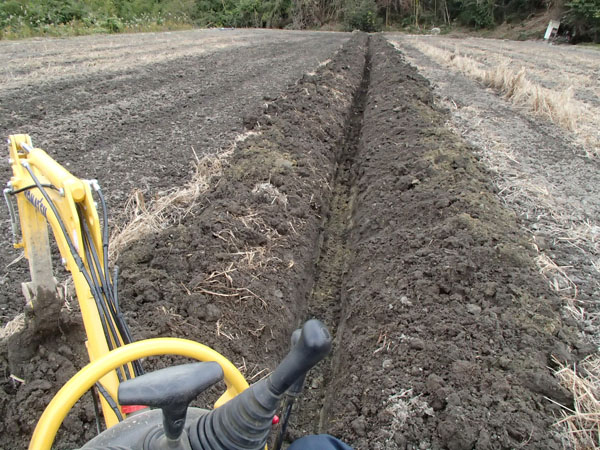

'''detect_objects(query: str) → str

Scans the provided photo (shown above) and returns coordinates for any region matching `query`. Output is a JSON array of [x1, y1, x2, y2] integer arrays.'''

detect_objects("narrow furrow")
[[291, 37, 371, 437]]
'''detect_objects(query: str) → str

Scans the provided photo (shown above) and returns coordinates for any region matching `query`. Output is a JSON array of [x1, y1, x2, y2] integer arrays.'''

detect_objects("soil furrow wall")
[[0, 32, 368, 450], [294, 37, 373, 438], [320, 35, 583, 449]]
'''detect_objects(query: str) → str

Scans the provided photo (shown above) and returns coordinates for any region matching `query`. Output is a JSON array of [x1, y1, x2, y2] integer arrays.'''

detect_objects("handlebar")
[[80, 320, 332, 450]]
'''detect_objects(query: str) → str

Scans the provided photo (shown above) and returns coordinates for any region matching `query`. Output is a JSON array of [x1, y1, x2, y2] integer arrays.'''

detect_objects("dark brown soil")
[[314, 36, 584, 450], [0, 29, 350, 326], [0, 32, 587, 450]]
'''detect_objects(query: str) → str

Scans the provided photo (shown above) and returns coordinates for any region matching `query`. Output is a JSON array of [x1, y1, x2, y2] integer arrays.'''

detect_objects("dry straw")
[[406, 40, 598, 157], [554, 356, 600, 449], [108, 131, 260, 259]]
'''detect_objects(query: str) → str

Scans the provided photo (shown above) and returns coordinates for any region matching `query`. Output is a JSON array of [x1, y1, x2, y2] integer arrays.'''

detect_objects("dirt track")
[[0, 30, 597, 450]]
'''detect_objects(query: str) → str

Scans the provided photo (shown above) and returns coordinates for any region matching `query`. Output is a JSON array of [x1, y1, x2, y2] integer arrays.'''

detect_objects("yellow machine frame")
[[8, 134, 126, 426], [6, 135, 249, 446]]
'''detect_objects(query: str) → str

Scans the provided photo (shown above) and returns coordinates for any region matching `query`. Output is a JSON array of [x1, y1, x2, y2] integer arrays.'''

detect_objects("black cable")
[[9, 183, 59, 195], [112, 266, 144, 377], [78, 191, 143, 380], [274, 400, 294, 450], [79, 205, 119, 333], [96, 187, 144, 376], [95, 382, 124, 422], [79, 211, 127, 383], [22, 164, 126, 386], [79, 206, 137, 381], [96, 186, 112, 302], [90, 387, 102, 435], [78, 225, 119, 352], [94, 189, 123, 322]]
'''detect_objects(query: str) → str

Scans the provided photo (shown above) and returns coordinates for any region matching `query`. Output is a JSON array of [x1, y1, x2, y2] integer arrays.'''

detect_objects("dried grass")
[[535, 252, 584, 321], [386, 389, 433, 432], [251, 182, 288, 207], [483, 65, 578, 131], [554, 356, 600, 449], [403, 40, 599, 157], [413, 43, 581, 131], [0, 313, 24, 340], [109, 145, 233, 260], [109, 130, 280, 262]]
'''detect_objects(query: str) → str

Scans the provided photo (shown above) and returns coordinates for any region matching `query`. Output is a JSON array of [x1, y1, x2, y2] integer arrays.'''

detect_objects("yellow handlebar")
[[29, 338, 249, 450]]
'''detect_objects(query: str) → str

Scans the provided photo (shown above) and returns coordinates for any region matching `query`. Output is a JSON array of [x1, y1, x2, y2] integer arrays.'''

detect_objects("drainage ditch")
[[290, 37, 372, 439]]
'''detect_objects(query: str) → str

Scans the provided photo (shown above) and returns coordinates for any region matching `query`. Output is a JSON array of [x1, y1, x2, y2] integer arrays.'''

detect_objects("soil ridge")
[[320, 34, 582, 449], [0, 32, 369, 449]]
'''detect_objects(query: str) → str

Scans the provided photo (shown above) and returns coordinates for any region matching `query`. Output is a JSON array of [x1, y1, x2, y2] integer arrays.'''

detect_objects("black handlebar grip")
[[286, 329, 305, 397], [119, 362, 224, 441], [188, 320, 332, 450], [269, 319, 332, 395]]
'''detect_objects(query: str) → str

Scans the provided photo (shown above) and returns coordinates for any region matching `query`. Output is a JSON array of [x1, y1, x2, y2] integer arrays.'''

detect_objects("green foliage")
[[195, 0, 291, 27], [102, 15, 124, 31], [453, 0, 494, 28], [343, 0, 379, 31], [0, 0, 88, 28], [1, 0, 597, 41], [565, 0, 600, 42], [0, 0, 198, 39]]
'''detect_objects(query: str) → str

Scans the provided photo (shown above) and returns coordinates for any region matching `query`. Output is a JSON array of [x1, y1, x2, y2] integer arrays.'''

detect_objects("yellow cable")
[[29, 338, 248, 450]]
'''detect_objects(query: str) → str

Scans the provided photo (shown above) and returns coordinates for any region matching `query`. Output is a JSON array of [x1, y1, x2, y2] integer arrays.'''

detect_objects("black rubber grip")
[[119, 361, 223, 441], [118, 361, 223, 408], [269, 319, 331, 395], [286, 329, 305, 396]]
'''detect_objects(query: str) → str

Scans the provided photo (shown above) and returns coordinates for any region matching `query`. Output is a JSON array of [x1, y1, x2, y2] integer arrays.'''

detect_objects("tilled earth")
[[0, 28, 350, 325], [0, 31, 591, 450]]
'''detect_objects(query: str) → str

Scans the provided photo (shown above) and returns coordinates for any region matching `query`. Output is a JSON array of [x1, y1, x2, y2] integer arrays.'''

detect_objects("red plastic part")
[[122, 405, 147, 414]]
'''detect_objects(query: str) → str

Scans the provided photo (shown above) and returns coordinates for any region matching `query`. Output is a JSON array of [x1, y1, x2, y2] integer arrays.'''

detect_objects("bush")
[[456, 0, 495, 28], [565, 0, 600, 42], [102, 16, 124, 32], [344, 0, 380, 31]]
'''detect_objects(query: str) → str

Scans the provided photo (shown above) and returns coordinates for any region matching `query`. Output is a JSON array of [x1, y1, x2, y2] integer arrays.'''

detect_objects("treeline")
[[0, 0, 598, 41]]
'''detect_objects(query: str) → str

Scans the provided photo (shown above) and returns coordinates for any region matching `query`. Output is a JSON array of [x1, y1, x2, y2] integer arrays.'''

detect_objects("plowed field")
[[1, 30, 598, 450]]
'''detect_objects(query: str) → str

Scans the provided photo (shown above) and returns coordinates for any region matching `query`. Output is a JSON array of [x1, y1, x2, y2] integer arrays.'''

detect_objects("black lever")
[[189, 319, 332, 450], [269, 319, 331, 395], [274, 328, 305, 450], [285, 329, 307, 396], [119, 361, 224, 445]]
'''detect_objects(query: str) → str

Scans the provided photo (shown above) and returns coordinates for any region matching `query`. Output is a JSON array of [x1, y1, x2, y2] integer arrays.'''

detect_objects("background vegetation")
[[0, 0, 598, 41]]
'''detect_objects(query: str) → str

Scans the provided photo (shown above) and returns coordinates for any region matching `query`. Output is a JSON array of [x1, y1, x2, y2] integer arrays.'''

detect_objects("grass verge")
[[404, 39, 599, 157]]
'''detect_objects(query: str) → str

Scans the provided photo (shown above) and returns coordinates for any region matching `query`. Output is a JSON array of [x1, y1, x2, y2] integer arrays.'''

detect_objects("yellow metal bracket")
[[7, 135, 123, 427]]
